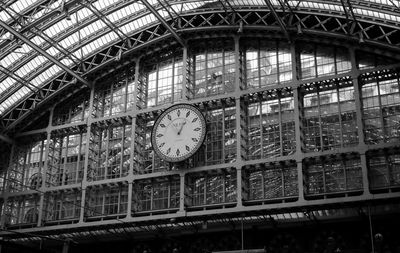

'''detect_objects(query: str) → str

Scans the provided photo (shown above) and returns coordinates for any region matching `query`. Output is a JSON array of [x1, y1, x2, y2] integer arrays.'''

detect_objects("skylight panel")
[[0, 86, 31, 114], [76, 7, 92, 21], [106, 4, 145, 23], [74, 32, 118, 59], [298, 1, 342, 12], [93, 0, 115, 10], [61, 58, 74, 67], [355, 8, 400, 22], [0, 77, 15, 93], [121, 13, 158, 32], [30, 36, 45, 46], [14, 56, 47, 78], [30, 65, 62, 87], [9, 0, 40, 13], [80, 20, 107, 37], [0, 53, 24, 69], [46, 47, 61, 57], [0, 11, 12, 22], [59, 32, 80, 50]]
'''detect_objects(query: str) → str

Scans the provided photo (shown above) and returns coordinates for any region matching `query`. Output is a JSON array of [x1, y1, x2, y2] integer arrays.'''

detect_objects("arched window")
[[28, 173, 42, 189]]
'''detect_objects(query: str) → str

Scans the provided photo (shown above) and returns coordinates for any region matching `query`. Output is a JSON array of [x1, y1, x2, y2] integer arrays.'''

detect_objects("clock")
[[151, 103, 206, 163]]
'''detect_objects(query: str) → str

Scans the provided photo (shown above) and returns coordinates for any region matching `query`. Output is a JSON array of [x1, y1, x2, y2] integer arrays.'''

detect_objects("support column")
[[178, 173, 186, 214], [79, 82, 96, 223], [79, 188, 86, 223], [236, 167, 243, 207], [293, 88, 305, 201], [235, 96, 244, 207], [126, 181, 133, 219], [38, 108, 53, 227], [349, 46, 370, 195], [234, 35, 241, 92]]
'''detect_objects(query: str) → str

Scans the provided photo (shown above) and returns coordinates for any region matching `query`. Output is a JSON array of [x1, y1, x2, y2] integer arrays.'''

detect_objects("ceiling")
[[0, 0, 400, 133]]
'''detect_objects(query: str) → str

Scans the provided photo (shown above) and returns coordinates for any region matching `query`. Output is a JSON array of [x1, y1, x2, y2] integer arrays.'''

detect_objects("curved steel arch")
[[1, 1, 400, 105], [1, 6, 400, 132]]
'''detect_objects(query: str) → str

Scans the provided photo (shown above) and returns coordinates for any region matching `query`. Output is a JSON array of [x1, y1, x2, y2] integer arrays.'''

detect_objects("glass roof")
[[0, 0, 399, 117]]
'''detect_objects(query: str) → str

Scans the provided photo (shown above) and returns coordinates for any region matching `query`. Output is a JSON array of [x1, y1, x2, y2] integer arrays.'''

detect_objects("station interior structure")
[[0, 0, 400, 252]]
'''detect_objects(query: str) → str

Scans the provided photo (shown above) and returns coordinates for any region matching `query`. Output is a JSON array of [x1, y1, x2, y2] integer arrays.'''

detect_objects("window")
[[362, 77, 400, 144], [300, 44, 351, 79], [304, 157, 362, 196], [245, 40, 292, 89], [302, 83, 358, 152], [88, 125, 131, 181], [246, 90, 295, 160]]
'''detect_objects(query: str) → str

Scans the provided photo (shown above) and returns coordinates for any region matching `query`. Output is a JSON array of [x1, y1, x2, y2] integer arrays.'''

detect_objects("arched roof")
[[0, 0, 400, 133]]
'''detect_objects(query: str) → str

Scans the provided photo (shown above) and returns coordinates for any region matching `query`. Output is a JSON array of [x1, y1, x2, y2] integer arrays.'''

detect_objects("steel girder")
[[0, 0, 175, 107], [1, 7, 400, 131], [140, 0, 186, 47], [0, 0, 136, 101], [0, 19, 90, 87]]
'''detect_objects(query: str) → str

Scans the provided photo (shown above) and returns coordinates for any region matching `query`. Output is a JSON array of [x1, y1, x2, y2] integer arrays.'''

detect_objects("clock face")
[[151, 104, 206, 163]]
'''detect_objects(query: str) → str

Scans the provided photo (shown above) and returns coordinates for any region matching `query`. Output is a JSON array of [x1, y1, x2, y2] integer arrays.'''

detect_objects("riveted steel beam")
[[264, 0, 291, 42], [140, 0, 186, 47]]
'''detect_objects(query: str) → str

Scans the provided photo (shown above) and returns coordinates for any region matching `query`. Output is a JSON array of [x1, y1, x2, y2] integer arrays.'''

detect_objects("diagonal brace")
[[0, 19, 91, 88], [140, 0, 186, 47], [264, 0, 290, 42], [0, 64, 42, 104]]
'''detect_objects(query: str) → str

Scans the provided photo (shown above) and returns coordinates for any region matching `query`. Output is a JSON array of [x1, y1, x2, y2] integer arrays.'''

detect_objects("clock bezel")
[[151, 103, 207, 163]]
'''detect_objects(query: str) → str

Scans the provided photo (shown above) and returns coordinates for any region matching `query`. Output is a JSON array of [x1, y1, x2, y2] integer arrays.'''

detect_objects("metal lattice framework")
[[0, 0, 400, 132]]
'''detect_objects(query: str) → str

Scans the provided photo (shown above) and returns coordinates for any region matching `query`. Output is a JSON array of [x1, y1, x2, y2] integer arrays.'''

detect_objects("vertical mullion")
[[182, 46, 188, 100], [279, 95, 284, 156], [171, 57, 175, 103], [314, 45, 318, 78], [261, 171, 265, 199], [59, 193, 63, 220], [110, 81, 114, 117], [117, 187, 121, 214], [62, 136, 69, 186], [205, 50, 208, 98], [344, 160, 348, 191], [150, 183, 154, 210], [258, 40, 261, 88], [102, 190, 106, 216], [222, 174, 226, 203], [105, 128, 110, 180], [259, 101, 263, 159], [222, 107, 225, 163], [222, 49, 225, 94], [323, 163, 327, 194], [281, 167, 285, 197], [204, 176, 207, 205], [124, 77, 128, 113], [155, 64, 159, 106], [120, 126, 125, 178], [317, 90, 323, 151], [336, 87, 344, 148], [276, 41, 280, 84], [75, 134, 83, 184]]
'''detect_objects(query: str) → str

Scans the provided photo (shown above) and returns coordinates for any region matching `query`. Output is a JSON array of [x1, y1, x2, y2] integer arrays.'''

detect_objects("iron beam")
[[82, 1, 129, 42], [140, 0, 186, 47], [0, 65, 41, 104], [0, 19, 91, 88], [264, 0, 291, 42]]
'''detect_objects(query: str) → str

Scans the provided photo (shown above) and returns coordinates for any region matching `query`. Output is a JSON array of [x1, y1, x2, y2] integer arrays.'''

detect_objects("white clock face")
[[151, 104, 206, 162]]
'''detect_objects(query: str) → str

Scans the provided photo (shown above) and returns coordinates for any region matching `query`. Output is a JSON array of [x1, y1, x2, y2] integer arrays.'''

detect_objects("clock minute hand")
[[177, 121, 186, 135]]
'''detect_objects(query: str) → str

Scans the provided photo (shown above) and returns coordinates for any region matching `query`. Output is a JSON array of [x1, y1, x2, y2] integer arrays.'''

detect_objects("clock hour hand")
[[177, 121, 186, 135]]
